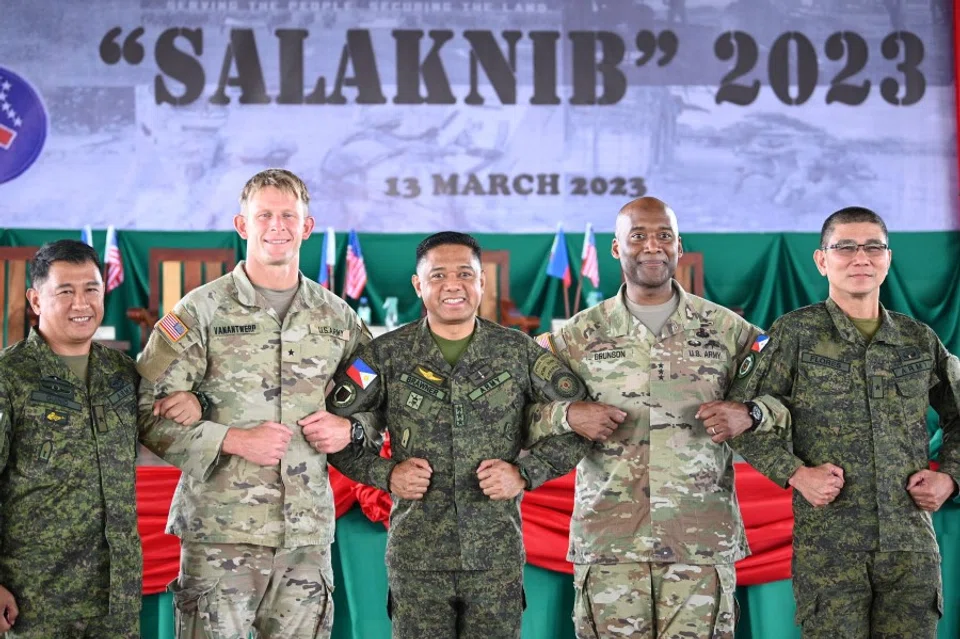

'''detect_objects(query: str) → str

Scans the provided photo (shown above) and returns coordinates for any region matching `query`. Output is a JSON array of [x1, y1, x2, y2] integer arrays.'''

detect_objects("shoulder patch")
[[737, 353, 756, 378], [533, 352, 563, 382], [332, 381, 358, 408], [157, 312, 189, 344], [346, 358, 378, 389], [534, 332, 567, 355], [751, 334, 770, 353]]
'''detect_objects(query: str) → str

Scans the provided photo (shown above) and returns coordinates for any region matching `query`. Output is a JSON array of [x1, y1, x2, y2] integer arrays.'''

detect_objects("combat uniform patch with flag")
[[157, 312, 188, 344], [751, 334, 770, 352], [737, 353, 756, 378], [346, 358, 378, 389]]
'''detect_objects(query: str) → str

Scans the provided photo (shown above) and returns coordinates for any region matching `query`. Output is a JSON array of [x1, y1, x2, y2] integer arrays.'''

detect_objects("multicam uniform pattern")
[[327, 317, 590, 638], [727, 299, 960, 636], [536, 283, 789, 639], [0, 331, 141, 638], [137, 262, 369, 639]]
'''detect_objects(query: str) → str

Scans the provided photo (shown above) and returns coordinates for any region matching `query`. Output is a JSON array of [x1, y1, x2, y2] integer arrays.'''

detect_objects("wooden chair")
[[0, 247, 39, 348], [128, 248, 236, 348], [479, 250, 540, 333]]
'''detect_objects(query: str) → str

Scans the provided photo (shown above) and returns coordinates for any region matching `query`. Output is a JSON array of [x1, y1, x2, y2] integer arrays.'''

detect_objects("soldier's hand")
[[788, 463, 845, 507], [222, 422, 292, 466], [477, 459, 526, 500], [390, 458, 432, 500], [153, 391, 203, 426], [0, 585, 18, 632], [299, 410, 351, 454], [566, 401, 627, 442], [696, 401, 753, 443], [907, 469, 957, 512]]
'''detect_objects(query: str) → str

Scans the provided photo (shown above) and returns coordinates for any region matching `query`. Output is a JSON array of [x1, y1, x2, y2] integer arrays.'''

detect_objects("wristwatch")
[[349, 418, 365, 445], [744, 401, 763, 431], [191, 391, 210, 418]]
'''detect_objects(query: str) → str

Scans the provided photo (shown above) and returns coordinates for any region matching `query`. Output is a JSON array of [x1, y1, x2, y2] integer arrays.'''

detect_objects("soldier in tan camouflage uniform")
[[325, 232, 592, 639], [0, 240, 199, 639], [137, 169, 371, 639], [727, 207, 960, 638], [535, 197, 789, 639]]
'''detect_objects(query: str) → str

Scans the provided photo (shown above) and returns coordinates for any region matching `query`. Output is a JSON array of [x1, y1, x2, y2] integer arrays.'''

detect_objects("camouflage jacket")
[[137, 262, 369, 548], [327, 317, 591, 571], [536, 283, 789, 566], [0, 331, 141, 626], [727, 299, 960, 554]]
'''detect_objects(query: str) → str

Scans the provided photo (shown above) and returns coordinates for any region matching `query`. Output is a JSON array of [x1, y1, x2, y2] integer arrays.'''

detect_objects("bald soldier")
[[534, 197, 789, 638]]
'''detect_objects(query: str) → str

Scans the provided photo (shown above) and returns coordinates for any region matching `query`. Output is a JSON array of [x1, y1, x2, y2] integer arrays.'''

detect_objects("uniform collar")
[[231, 261, 312, 314], [825, 297, 904, 346], [411, 315, 492, 374], [603, 280, 702, 339]]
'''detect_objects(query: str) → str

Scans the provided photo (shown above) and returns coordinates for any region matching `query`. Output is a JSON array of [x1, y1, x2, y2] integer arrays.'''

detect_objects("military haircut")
[[415, 231, 482, 269], [30, 239, 102, 288], [820, 206, 888, 248], [238, 168, 310, 213]]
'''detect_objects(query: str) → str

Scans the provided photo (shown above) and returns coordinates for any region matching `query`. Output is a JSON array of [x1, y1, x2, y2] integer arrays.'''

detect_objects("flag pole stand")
[[572, 278, 583, 315], [563, 282, 571, 319]]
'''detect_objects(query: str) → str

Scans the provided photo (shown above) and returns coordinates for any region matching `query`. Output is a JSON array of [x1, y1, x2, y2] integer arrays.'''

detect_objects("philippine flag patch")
[[346, 358, 378, 389], [751, 335, 770, 353]]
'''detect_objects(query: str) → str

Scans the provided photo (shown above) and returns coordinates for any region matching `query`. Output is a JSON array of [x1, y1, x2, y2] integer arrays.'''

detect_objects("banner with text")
[[0, 0, 956, 232]]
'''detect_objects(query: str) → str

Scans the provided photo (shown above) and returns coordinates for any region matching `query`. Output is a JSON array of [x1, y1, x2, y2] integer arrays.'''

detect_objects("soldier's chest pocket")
[[15, 405, 88, 481], [393, 390, 445, 455], [797, 364, 852, 403], [895, 374, 932, 427], [468, 376, 523, 440], [673, 340, 732, 398], [292, 326, 352, 369]]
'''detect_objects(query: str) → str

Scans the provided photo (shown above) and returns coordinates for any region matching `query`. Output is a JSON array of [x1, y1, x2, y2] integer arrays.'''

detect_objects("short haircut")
[[238, 168, 310, 214], [415, 232, 482, 269], [31, 240, 102, 287], [820, 206, 889, 248]]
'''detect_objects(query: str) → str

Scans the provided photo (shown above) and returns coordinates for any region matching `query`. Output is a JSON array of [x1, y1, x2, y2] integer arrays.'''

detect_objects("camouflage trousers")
[[2, 612, 139, 639], [792, 547, 942, 639], [170, 542, 334, 639], [386, 566, 525, 639], [572, 562, 737, 639]]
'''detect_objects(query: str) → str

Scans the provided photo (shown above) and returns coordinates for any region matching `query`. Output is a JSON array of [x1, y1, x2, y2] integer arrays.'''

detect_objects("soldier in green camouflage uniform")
[[534, 198, 790, 639], [728, 207, 960, 638], [137, 170, 370, 639], [0, 241, 200, 639], [326, 232, 591, 639]]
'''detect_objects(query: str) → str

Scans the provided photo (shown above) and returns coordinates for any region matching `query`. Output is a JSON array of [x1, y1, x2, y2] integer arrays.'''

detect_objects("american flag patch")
[[157, 312, 188, 343]]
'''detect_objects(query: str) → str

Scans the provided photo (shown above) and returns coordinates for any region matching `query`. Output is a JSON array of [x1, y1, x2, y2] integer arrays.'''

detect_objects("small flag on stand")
[[104, 225, 124, 292], [580, 223, 599, 288], [318, 227, 336, 290], [546, 224, 572, 317], [344, 230, 367, 300], [80, 225, 94, 248]]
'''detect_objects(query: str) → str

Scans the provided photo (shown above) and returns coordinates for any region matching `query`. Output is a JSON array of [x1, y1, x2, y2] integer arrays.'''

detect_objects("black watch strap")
[[744, 401, 762, 431], [350, 418, 365, 445], [191, 391, 210, 418]]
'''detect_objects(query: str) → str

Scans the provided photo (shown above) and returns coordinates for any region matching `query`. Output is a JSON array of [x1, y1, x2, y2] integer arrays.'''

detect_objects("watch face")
[[749, 405, 762, 422]]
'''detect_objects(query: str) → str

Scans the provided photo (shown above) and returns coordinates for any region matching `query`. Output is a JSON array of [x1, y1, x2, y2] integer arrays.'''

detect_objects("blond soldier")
[[137, 169, 371, 639], [535, 197, 788, 638]]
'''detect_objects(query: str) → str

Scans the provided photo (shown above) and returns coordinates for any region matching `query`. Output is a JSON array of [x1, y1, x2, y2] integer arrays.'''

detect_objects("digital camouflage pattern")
[[327, 317, 590, 571], [727, 299, 960, 554], [0, 330, 141, 634], [535, 283, 790, 567], [386, 566, 524, 639], [727, 299, 959, 632], [137, 262, 370, 548], [572, 562, 737, 639], [171, 542, 334, 639], [790, 547, 942, 637]]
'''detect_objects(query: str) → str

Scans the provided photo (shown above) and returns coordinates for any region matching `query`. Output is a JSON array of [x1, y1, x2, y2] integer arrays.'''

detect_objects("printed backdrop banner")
[[0, 0, 957, 232]]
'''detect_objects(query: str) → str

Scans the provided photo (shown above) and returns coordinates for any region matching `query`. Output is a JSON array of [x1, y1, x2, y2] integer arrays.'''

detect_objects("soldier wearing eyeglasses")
[[726, 207, 960, 638]]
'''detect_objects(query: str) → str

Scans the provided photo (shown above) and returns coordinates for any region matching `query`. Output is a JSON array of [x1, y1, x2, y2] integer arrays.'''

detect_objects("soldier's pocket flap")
[[799, 363, 852, 394], [896, 377, 930, 398], [169, 578, 219, 614]]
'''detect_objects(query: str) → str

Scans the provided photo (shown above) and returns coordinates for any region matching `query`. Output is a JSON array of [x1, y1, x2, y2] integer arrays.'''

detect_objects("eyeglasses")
[[821, 242, 889, 258]]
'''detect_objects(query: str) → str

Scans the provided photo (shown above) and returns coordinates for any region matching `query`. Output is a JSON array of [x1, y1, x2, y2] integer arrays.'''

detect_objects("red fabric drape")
[[135, 462, 794, 594]]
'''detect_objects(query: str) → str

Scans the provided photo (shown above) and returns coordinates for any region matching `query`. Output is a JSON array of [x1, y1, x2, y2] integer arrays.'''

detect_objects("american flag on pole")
[[104, 225, 124, 292], [317, 227, 336, 289], [580, 222, 600, 288], [344, 230, 367, 299]]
